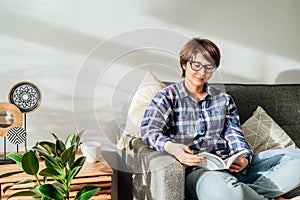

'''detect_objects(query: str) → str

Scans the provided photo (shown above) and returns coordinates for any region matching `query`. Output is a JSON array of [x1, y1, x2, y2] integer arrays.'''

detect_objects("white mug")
[[81, 141, 102, 163]]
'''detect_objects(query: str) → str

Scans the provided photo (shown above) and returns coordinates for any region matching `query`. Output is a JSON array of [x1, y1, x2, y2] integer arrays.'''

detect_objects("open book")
[[197, 149, 248, 170]]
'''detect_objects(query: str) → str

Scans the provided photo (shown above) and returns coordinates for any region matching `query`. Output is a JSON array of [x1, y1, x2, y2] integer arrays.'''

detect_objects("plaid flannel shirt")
[[141, 80, 253, 161]]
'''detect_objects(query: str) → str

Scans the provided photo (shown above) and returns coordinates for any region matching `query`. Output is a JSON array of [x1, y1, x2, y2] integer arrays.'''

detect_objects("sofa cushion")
[[117, 70, 165, 149], [242, 106, 296, 153]]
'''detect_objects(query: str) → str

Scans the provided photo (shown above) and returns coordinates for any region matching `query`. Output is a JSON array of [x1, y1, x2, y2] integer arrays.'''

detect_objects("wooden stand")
[[0, 152, 113, 200]]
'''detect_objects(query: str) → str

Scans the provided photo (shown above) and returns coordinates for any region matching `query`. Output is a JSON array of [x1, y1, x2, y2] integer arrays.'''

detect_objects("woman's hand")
[[228, 157, 249, 172], [164, 141, 204, 166]]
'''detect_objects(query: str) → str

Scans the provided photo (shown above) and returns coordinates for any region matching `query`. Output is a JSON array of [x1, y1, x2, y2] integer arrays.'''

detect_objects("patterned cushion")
[[242, 106, 296, 153]]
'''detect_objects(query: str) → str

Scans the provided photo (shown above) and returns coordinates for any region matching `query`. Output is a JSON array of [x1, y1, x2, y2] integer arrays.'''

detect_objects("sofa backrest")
[[164, 82, 300, 146], [219, 84, 299, 135]]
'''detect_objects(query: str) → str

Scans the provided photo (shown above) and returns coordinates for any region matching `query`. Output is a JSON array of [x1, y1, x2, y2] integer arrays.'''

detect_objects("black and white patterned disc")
[[9, 81, 42, 113], [7, 126, 27, 145]]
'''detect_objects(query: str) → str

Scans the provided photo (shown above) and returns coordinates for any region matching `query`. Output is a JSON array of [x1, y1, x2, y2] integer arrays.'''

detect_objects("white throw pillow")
[[117, 70, 165, 149], [242, 106, 296, 153]]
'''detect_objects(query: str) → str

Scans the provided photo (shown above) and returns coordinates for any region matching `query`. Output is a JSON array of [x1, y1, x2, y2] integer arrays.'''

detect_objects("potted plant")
[[0, 130, 100, 200]]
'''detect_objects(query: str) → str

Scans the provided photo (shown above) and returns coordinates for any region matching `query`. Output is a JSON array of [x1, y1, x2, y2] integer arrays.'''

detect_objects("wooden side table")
[[0, 152, 113, 200]]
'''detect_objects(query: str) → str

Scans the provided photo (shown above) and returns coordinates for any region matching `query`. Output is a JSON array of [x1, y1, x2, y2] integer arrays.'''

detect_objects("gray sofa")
[[110, 83, 300, 200]]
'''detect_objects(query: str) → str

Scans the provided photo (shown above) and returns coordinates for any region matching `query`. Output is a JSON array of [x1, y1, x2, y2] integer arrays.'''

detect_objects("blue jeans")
[[185, 148, 300, 200]]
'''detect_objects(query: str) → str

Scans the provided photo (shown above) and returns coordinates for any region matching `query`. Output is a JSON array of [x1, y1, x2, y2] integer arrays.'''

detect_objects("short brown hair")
[[179, 37, 221, 77]]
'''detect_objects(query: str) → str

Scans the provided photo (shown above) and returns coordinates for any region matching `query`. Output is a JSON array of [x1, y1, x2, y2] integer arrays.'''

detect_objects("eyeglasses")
[[189, 60, 217, 74]]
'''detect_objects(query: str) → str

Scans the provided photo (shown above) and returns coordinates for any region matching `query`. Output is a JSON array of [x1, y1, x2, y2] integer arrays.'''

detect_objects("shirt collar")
[[179, 80, 214, 101], [178, 80, 189, 99]]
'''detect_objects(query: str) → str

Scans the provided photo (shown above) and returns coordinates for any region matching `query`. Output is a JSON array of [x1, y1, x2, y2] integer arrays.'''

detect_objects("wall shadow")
[[275, 69, 300, 83], [142, 0, 300, 62]]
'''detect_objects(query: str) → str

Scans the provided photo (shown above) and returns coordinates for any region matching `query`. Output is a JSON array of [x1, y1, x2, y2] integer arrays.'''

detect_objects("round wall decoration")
[[0, 102, 23, 137], [8, 81, 42, 113]]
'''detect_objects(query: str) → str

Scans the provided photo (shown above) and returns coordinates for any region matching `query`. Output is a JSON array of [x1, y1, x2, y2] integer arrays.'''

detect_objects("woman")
[[141, 37, 300, 200]]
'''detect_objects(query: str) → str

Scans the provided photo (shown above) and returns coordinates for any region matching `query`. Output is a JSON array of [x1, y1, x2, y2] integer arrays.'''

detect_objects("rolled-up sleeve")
[[141, 92, 175, 152], [224, 96, 253, 162]]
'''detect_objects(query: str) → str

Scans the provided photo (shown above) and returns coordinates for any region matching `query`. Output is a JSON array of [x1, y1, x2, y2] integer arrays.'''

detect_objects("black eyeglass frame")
[[189, 60, 217, 74]]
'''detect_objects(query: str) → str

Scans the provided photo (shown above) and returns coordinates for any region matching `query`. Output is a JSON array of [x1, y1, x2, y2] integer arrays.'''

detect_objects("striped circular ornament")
[[7, 126, 27, 145]]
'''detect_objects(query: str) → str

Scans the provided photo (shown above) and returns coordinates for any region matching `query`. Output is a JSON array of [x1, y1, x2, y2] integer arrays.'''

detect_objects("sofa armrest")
[[127, 136, 153, 153], [126, 136, 185, 200]]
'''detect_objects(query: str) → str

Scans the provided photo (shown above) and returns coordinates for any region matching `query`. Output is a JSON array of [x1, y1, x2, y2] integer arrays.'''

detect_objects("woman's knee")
[[280, 149, 300, 171], [285, 148, 300, 160], [195, 171, 239, 199], [271, 148, 300, 159]]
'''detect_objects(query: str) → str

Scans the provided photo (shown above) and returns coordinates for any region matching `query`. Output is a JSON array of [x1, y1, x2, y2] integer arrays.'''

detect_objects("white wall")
[[0, 0, 299, 152]]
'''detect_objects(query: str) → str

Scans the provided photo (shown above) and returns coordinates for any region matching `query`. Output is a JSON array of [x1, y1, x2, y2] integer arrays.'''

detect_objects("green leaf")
[[53, 182, 66, 194], [61, 145, 75, 165], [51, 132, 59, 140], [41, 195, 52, 200], [44, 159, 54, 168], [71, 156, 86, 170], [39, 141, 56, 155], [21, 150, 39, 175], [77, 130, 84, 139], [32, 146, 58, 167], [3, 179, 33, 193], [74, 185, 100, 200], [43, 176, 47, 184], [69, 157, 85, 180], [65, 133, 76, 147], [0, 170, 23, 179], [39, 168, 61, 180], [7, 153, 22, 163], [68, 131, 83, 147], [75, 130, 84, 146], [69, 166, 82, 181], [54, 157, 64, 168], [68, 148, 77, 166], [39, 184, 65, 200], [7, 153, 23, 169], [55, 139, 66, 156], [30, 186, 42, 198], [7, 190, 40, 199]]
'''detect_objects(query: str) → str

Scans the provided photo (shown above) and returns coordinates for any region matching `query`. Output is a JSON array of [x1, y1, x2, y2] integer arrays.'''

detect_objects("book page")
[[197, 152, 226, 170], [197, 149, 248, 170], [224, 149, 248, 168]]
